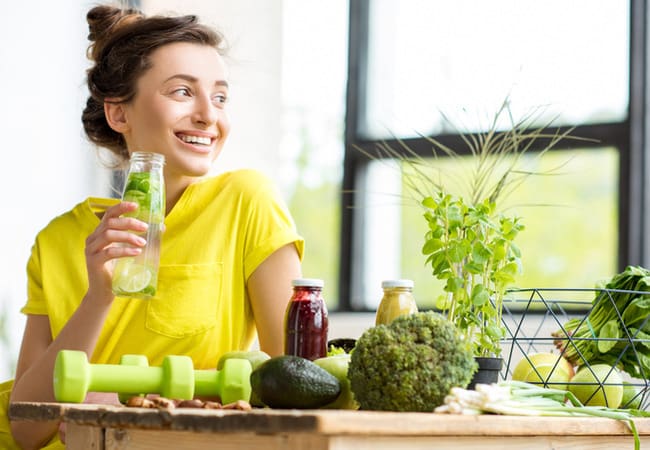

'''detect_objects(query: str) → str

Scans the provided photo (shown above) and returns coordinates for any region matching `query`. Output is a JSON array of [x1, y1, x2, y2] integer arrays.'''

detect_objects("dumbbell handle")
[[194, 369, 222, 397], [89, 365, 164, 395]]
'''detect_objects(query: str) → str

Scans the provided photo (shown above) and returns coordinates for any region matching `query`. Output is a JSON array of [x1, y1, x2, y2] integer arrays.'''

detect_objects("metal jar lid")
[[292, 278, 325, 288], [381, 279, 414, 289]]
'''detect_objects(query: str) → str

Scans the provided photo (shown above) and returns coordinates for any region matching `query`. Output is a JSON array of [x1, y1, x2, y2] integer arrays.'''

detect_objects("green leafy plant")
[[367, 98, 589, 358], [421, 192, 523, 357]]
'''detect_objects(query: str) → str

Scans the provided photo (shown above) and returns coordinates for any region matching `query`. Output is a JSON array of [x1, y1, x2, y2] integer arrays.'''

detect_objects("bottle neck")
[[383, 287, 413, 294], [384, 287, 413, 297], [294, 286, 322, 294], [292, 286, 323, 302], [129, 152, 165, 172]]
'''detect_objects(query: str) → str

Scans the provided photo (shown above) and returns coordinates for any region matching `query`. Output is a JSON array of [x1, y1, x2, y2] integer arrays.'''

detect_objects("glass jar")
[[111, 152, 165, 299], [284, 278, 329, 360], [375, 279, 418, 325]]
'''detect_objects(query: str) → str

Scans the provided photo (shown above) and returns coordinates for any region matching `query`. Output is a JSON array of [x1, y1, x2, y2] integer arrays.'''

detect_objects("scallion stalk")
[[435, 381, 650, 450]]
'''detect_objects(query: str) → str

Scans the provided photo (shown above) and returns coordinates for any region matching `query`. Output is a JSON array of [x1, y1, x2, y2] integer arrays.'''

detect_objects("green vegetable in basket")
[[568, 364, 623, 408], [551, 265, 650, 378], [622, 381, 643, 410]]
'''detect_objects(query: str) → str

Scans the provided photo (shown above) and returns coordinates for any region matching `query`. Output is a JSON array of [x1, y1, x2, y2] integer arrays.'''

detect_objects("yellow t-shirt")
[[0, 169, 303, 449]]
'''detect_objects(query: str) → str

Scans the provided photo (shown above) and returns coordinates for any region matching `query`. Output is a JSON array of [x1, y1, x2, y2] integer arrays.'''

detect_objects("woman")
[[1, 5, 303, 449]]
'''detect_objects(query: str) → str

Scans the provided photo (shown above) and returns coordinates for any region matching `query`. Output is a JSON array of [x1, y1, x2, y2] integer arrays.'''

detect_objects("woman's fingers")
[[86, 203, 148, 254], [84, 201, 152, 278], [98, 202, 148, 233], [86, 229, 146, 256], [84, 202, 151, 298], [104, 201, 139, 219]]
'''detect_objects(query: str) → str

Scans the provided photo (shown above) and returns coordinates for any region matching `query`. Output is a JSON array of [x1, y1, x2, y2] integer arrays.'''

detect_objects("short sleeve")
[[20, 238, 48, 315], [242, 173, 304, 280]]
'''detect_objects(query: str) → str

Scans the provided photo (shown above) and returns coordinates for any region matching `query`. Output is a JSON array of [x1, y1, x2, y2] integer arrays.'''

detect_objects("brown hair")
[[82, 5, 226, 161]]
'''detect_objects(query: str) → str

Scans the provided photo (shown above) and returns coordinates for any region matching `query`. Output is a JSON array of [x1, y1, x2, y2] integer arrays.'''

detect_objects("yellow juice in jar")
[[375, 279, 418, 325]]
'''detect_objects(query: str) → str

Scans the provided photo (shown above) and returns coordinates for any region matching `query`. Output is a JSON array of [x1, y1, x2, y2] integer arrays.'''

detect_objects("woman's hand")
[[84, 201, 148, 301]]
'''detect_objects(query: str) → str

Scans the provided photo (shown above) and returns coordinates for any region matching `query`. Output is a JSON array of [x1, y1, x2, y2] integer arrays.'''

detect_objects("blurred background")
[[1, 0, 643, 380]]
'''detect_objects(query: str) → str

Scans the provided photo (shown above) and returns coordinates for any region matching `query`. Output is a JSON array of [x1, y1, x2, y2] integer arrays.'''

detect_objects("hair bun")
[[86, 5, 144, 61]]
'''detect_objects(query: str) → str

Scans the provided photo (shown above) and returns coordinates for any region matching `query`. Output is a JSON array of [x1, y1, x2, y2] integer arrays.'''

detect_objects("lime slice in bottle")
[[123, 190, 148, 207], [137, 178, 151, 193], [113, 260, 153, 294]]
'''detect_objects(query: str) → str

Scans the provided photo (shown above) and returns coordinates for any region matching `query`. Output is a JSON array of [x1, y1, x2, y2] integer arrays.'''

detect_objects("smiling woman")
[[1, 5, 304, 450], [101, 41, 232, 208]]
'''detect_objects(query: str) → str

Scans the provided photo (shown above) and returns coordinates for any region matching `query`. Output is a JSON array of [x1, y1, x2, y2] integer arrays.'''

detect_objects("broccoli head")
[[348, 311, 477, 411]]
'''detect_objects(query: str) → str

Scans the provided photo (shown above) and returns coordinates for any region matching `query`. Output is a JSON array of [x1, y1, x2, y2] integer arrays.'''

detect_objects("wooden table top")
[[9, 401, 650, 438]]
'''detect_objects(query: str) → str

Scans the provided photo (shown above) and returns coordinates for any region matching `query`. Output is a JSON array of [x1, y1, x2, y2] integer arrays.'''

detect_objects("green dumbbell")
[[53, 350, 194, 403], [194, 358, 253, 404], [53, 350, 253, 405]]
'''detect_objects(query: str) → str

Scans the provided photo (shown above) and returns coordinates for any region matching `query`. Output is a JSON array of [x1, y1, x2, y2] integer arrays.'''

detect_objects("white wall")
[[0, 1, 112, 379], [0, 0, 283, 380]]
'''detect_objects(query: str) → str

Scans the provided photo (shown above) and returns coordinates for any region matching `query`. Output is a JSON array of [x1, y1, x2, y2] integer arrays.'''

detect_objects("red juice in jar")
[[284, 278, 328, 360]]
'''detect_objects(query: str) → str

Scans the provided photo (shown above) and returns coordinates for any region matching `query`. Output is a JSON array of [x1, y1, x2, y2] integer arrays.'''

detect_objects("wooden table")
[[9, 402, 650, 450]]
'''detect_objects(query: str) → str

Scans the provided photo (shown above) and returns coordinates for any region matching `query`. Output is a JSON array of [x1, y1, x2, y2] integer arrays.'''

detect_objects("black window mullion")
[[627, 0, 649, 268], [348, 123, 630, 164], [339, 0, 370, 311]]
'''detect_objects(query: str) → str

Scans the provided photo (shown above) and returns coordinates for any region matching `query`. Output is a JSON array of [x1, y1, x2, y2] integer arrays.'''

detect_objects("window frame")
[[338, 0, 649, 311]]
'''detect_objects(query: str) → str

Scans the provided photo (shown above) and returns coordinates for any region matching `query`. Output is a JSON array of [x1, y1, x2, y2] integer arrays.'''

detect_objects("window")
[[281, 0, 349, 308], [341, 0, 644, 310], [362, 0, 628, 139]]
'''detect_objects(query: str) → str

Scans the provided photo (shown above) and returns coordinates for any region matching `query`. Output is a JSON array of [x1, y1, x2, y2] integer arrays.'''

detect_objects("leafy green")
[[327, 346, 347, 356], [552, 266, 650, 378], [422, 193, 523, 357]]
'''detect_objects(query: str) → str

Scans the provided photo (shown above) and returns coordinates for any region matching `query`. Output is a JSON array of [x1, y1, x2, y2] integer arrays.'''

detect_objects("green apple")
[[620, 381, 642, 409], [511, 352, 575, 390], [313, 354, 359, 410], [568, 364, 623, 408]]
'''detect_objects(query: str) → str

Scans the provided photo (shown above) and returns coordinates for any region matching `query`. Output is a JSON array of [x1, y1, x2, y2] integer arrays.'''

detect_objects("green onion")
[[435, 380, 650, 450]]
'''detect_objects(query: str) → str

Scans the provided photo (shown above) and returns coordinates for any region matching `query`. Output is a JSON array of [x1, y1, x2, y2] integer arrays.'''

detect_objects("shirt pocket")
[[145, 262, 222, 338]]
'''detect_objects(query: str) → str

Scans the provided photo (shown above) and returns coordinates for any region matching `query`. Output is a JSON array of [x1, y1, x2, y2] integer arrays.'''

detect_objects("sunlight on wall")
[[0, 0, 111, 380]]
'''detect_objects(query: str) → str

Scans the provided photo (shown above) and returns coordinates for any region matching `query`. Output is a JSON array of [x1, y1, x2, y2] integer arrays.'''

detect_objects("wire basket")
[[499, 288, 650, 410]]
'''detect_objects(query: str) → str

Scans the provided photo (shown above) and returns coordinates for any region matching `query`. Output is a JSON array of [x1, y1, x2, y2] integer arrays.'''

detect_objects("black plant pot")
[[468, 356, 503, 390]]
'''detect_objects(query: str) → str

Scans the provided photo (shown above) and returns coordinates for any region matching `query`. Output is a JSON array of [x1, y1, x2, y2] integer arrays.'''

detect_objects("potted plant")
[[421, 192, 522, 359], [370, 98, 583, 382]]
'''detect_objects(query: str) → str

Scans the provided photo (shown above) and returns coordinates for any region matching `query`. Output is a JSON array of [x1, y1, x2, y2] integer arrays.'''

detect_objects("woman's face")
[[119, 42, 231, 182]]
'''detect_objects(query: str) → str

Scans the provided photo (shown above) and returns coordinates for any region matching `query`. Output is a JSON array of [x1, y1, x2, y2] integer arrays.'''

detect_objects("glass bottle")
[[375, 279, 418, 325], [111, 152, 165, 299], [284, 278, 329, 360]]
